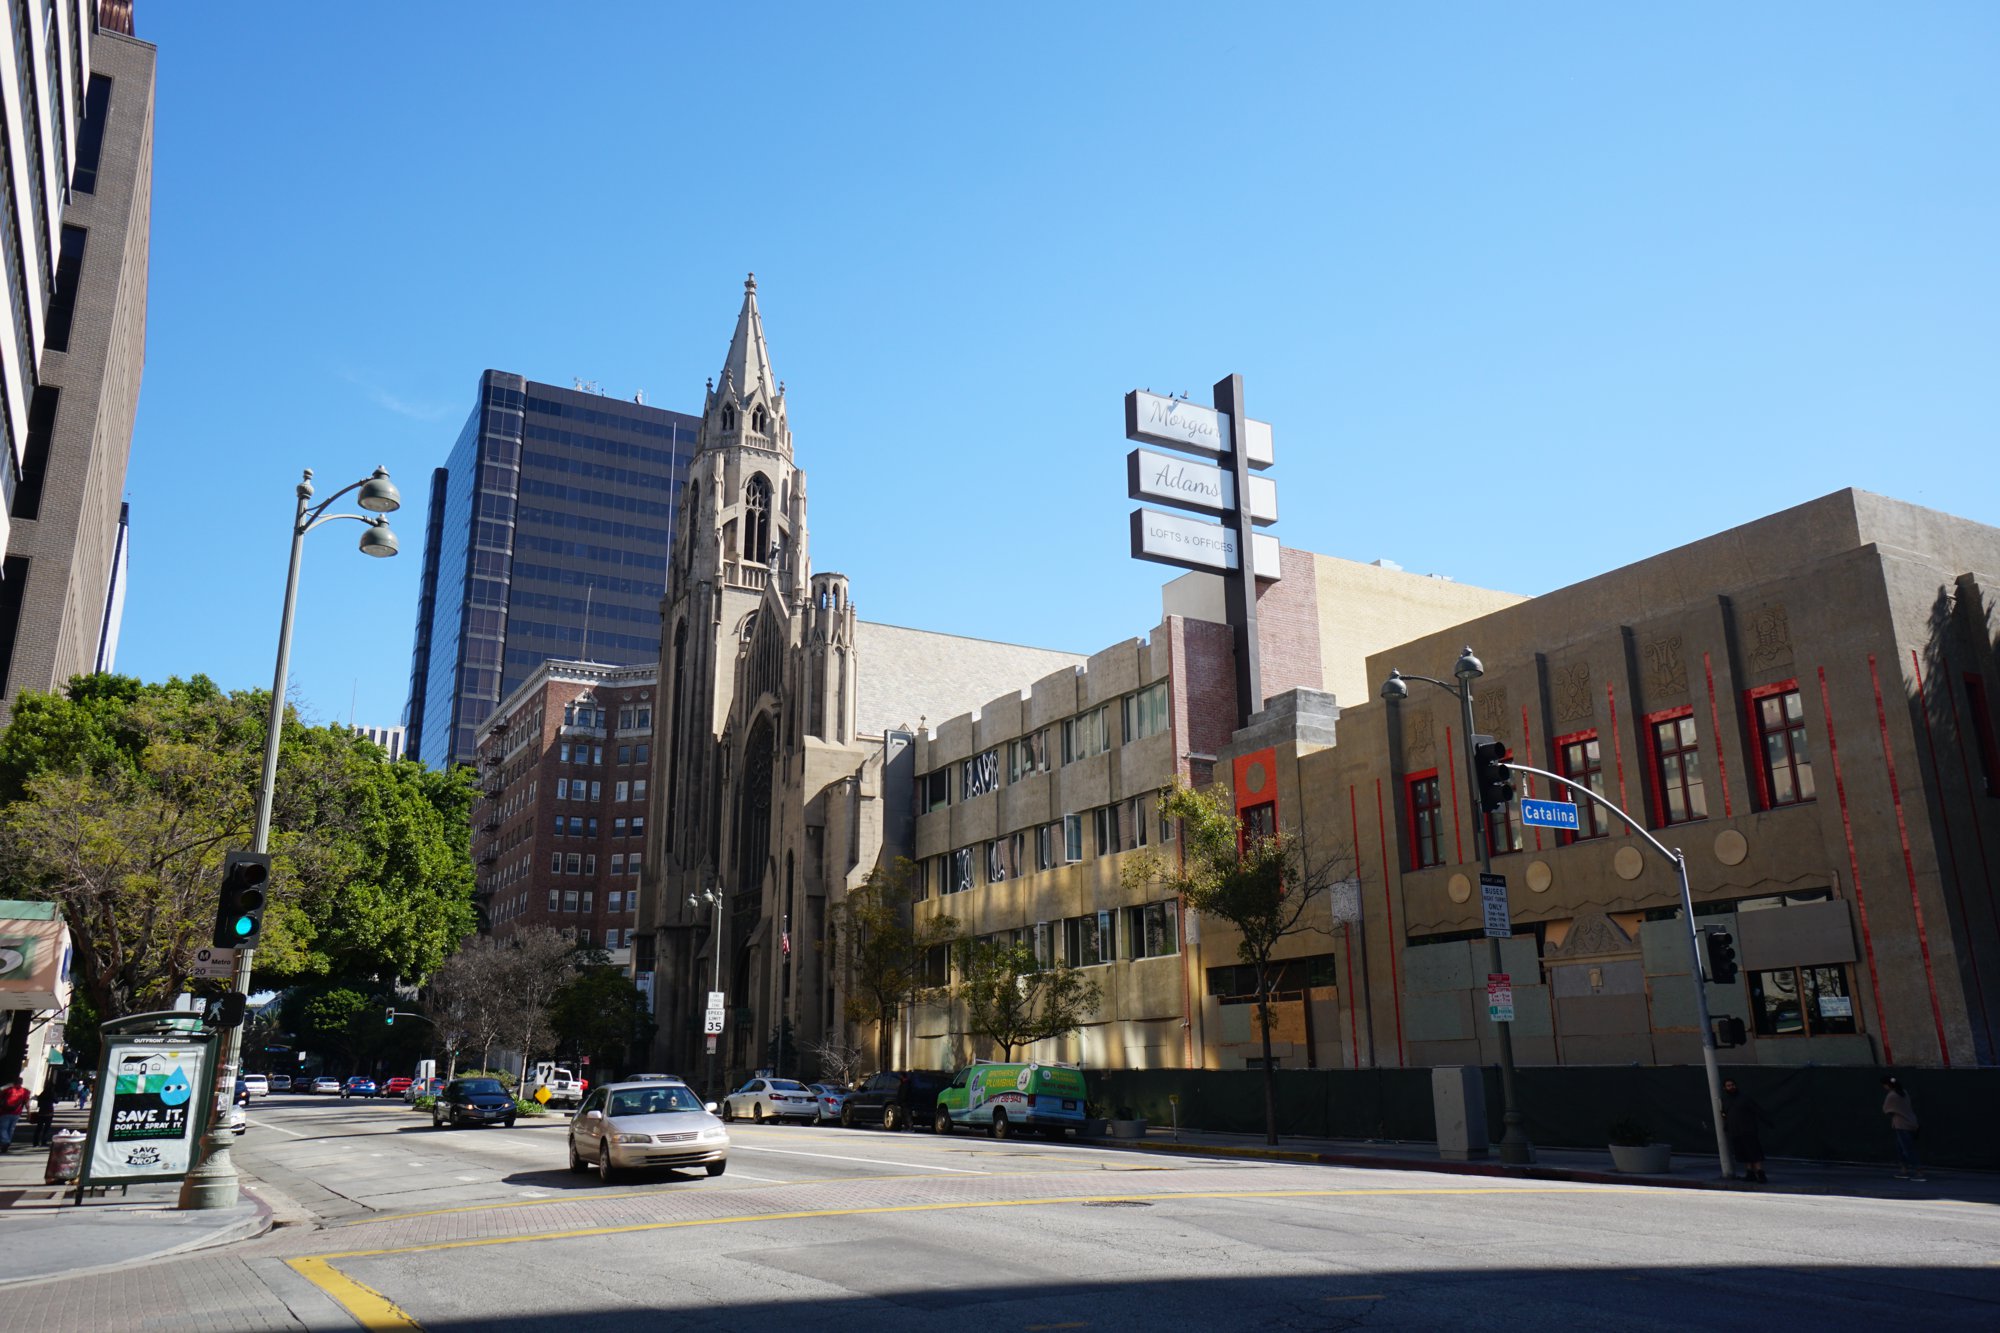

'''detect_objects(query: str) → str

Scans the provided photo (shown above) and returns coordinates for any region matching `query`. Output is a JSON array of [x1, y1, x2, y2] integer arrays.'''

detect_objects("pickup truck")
[[526, 1063, 585, 1108]]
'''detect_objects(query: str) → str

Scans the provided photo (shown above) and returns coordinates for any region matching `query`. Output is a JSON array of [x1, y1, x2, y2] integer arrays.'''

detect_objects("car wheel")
[[883, 1104, 902, 1132], [598, 1145, 620, 1185], [722, 1101, 735, 1123], [934, 1107, 952, 1136], [753, 1103, 765, 1123], [568, 1137, 587, 1174], [432, 1108, 444, 1129], [840, 1104, 855, 1129], [504, 1117, 517, 1129], [991, 1109, 1011, 1140], [706, 1160, 727, 1178]]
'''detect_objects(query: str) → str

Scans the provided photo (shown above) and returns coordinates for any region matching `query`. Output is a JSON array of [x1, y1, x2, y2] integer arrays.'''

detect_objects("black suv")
[[840, 1070, 951, 1131]]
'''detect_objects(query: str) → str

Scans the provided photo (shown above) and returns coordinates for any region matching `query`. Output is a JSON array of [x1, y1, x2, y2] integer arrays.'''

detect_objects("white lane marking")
[[244, 1116, 310, 1138], [519, 1190, 547, 1198], [731, 1143, 987, 1174], [456, 1175, 479, 1182], [722, 1169, 790, 1183]]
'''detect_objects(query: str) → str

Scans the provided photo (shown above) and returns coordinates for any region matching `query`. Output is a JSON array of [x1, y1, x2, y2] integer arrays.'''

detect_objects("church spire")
[[719, 272, 777, 404]]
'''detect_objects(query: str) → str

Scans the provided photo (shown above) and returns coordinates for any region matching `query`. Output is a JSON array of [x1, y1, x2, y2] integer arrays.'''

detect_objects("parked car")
[[311, 1076, 343, 1094], [720, 1077, 818, 1123], [806, 1082, 848, 1124], [228, 1103, 248, 1136], [840, 1070, 952, 1131], [381, 1076, 413, 1099], [433, 1077, 517, 1129], [406, 1077, 445, 1103], [241, 1073, 268, 1098], [523, 1062, 585, 1108], [267, 1074, 292, 1093], [342, 1077, 378, 1099], [569, 1080, 727, 1183], [932, 1061, 1086, 1139]]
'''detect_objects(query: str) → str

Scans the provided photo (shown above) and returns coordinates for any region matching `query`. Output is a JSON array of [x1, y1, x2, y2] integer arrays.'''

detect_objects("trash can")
[[45, 1128, 85, 1184]]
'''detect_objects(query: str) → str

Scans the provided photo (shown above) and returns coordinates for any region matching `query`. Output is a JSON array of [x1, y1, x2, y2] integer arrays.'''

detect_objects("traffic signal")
[[1703, 927, 1739, 985], [211, 850, 271, 949], [385, 1007, 396, 1026], [213, 991, 248, 1029], [1711, 1014, 1747, 1048], [1472, 735, 1515, 811]]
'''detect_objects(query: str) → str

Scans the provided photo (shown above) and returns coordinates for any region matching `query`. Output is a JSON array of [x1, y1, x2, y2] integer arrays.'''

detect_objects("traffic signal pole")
[[1504, 760, 1735, 1180]]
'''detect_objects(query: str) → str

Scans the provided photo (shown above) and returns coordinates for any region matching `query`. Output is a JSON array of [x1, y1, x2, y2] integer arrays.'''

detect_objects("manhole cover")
[[1082, 1199, 1152, 1208]]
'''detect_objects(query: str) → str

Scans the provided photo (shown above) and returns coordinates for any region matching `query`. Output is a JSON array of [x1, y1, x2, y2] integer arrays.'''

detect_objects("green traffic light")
[[233, 916, 255, 937]]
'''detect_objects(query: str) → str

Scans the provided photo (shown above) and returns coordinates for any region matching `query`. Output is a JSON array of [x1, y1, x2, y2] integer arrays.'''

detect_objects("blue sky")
[[120, 3, 1999, 732]]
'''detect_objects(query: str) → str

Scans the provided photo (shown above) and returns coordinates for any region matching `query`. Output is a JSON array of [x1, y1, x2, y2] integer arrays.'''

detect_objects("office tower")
[[404, 372, 696, 768], [0, 4, 153, 719]]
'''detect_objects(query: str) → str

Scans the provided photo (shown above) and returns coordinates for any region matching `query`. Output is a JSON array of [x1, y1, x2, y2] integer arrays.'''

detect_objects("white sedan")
[[720, 1077, 819, 1123], [569, 1081, 728, 1183]]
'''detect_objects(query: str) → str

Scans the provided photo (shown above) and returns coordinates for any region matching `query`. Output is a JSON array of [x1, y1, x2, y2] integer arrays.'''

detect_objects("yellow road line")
[[289, 1257, 420, 1330]]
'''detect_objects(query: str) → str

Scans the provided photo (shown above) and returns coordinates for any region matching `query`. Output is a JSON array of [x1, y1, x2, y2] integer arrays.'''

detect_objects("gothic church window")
[[743, 474, 772, 561], [753, 405, 768, 433]]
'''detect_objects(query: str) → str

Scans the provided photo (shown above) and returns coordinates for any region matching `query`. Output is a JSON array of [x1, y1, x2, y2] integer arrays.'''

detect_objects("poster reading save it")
[[89, 1042, 205, 1179]]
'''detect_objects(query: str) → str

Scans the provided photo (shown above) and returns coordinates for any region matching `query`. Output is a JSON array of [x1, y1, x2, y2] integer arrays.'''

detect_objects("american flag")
[[781, 931, 791, 957]]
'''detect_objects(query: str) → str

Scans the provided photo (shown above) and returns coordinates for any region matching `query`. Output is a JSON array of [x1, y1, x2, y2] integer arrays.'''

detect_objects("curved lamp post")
[[181, 467, 401, 1210], [1381, 647, 1536, 1165], [691, 884, 723, 1099]]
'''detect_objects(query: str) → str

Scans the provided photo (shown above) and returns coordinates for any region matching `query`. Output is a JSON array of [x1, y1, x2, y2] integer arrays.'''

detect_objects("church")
[[634, 278, 1084, 1081]]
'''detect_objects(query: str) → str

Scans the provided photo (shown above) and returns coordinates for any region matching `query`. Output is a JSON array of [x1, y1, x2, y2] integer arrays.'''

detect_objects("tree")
[[1127, 780, 1350, 1145], [957, 938, 1101, 1062], [804, 1033, 868, 1088], [827, 859, 958, 1070], [0, 673, 478, 1019], [551, 961, 657, 1078]]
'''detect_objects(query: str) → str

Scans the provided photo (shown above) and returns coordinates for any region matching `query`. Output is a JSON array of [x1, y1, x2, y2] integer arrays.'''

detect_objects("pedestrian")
[[30, 1083, 57, 1148], [0, 1076, 27, 1153], [1880, 1076, 1926, 1181], [1720, 1078, 1768, 1183], [75, 1073, 90, 1111]]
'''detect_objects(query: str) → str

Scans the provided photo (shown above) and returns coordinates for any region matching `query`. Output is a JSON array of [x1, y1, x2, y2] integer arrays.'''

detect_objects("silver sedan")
[[721, 1077, 819, 1123], [568, 1081, 730, 1184]]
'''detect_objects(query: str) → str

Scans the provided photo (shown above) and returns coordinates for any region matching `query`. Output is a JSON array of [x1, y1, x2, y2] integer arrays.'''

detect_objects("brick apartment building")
[[472, 658, 657, 970]]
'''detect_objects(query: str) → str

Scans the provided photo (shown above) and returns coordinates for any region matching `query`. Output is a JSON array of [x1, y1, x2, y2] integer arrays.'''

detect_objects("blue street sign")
[[1520, 798, 1580, 830]]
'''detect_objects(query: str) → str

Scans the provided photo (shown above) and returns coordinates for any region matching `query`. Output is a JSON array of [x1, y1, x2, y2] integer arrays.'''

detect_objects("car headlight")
[[613, 1133, 653, 1144], [700, 1127, 728, 1141]]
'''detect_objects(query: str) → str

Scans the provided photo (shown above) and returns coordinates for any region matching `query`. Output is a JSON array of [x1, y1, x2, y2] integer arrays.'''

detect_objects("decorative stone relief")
[[1472, 688, 1509, 738], [1553, 663, 1593, 725], [1643, 635, 1687, 697], [1405, 707, 1435, 764], [1613, 846, 1646, 881], [1713, 829, 1748, 866], [1527, 860, 1553, 893], [1447, 873, 1473, 904], [1746, 604, 1794, 670], [1548, 910, 1635, 959]]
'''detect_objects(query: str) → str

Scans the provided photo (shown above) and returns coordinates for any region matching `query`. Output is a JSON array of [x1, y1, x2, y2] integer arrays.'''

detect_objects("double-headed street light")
[[691, 884, 723, 1099], [1381, 646, 1536, 1165], [180, 467, 401, 1211]]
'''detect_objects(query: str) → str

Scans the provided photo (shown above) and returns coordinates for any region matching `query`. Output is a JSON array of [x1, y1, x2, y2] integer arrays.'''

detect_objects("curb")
[[0, 1198, 271, 1290], [1093, 1138, 1755, 1193]]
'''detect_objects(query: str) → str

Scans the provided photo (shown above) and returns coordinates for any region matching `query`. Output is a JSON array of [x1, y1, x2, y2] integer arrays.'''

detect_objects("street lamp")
[[690, 885, 723, 1099], [180, 467, 401, 1210], [1381, 646, 1535, 1164]]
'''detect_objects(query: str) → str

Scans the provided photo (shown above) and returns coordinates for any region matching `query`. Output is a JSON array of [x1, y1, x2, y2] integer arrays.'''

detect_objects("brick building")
[[0, 6, 154, 720], [473, 658, 657, 970]]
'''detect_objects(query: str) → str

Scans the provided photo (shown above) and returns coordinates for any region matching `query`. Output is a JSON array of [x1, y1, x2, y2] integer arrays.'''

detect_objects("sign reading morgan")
[[1124, 391, 1275, 469]]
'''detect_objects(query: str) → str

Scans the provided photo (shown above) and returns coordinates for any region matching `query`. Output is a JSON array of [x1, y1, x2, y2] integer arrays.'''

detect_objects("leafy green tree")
[[1127, 780, 1350, 1145], [0, 673, 478, 1019], [828, 859, 958, 1070], [957, 937, 1101, 1062], [551, 960, 657, 1078]]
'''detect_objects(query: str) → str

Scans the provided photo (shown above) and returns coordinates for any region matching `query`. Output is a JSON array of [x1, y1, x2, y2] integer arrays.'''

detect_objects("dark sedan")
[[432, 1077, 518, 1129]]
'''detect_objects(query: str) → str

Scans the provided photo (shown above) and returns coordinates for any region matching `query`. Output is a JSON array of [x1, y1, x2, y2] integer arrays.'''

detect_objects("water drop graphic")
[[160, 1067, 192, 1106]]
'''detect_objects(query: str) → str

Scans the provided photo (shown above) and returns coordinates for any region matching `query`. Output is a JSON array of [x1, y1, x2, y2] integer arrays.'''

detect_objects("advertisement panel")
[[1125, 447, 1278, 523], [82, 1037, 214, 1182], [1129, 509, 1281, 579]]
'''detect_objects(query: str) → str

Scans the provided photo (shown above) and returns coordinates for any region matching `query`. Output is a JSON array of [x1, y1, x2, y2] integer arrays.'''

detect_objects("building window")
[[560, 742, 572, 762], [1159, 793, 1176, 845], [636, 742, 651, 762], [961, 749, 999, 800], [1122, 682, 1169, 743], [1092, 804, 1122, 857], [1750, 683, 1814, 808], [1061, 912, 1114, 967], [631, 817, 644, 838], [1241, 802, 1276, 845], [628, 852, 642, 875], [1062, 707, 1111, 763], [1062, 813, 1084, 863], [582, 890, 594, 911], [615, 781, 629, 802], [563, 890, 580, 912], [1485, 800, 1521, 857], [556, 778, 569, 800], [1035, 823, 1056, 871], [638, 708, 651, 728], [615, 818, 628, 837], [1750, 965, 1857, 1037], [619, 709, 634, 729], [586, 818, 598, 837], [1649, 710, 1708, 825], [42, 226, 85, 353], [609, 887, 623, 910], [584, 856, 596, 875], [633, 780, 646, 801], [547, 890, 559, 912], [949, 847, 974, 894], [565, 854, 582, 874], [920, 769, 950, 813], [550, 853, 562, 873], [1122, 796, 1152, 851], [1123, 901, 1179, 959], [618, 745, 631, 764], [743, 473, 772, 561], [1008, 730, 1050, 781], [1556, 731, 1608, 841], [590, 781, 603, 801], [1408, 772, 1443, 869]]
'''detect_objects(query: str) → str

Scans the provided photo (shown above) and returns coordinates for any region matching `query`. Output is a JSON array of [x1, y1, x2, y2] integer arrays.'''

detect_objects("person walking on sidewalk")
[[0, 1076, 27, 1152], [1721, 1079, 1768, 1183], [1880, 1076, 1926, 1181], [30, 1083, 57, 1147]]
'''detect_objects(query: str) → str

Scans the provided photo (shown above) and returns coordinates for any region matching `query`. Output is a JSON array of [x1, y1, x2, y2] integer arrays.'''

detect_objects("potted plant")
[[1608, 1117, 1671, 1174], [1109, 1103, 1148, 1139]]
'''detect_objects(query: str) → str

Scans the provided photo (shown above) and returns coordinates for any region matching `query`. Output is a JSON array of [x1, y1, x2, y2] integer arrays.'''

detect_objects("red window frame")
[[1745, 679, 1813, 809], [1966, 675, 2000, 799], [1407, 770, 1443, 869], [1645, 706, 1708, 826], [1555, 729, 1608, 842]]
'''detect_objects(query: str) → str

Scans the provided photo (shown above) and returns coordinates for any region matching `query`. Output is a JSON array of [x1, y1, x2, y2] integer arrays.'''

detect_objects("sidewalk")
[[0, 1103, 269, 1288], [1091, 1122, 2000, 1205]]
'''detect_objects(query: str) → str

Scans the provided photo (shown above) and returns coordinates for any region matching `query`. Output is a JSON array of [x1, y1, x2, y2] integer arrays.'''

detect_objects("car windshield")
[[457, 1080, 505, 1096], [770, 1080, 809, 1092], [608, 1086, 704, 1117]]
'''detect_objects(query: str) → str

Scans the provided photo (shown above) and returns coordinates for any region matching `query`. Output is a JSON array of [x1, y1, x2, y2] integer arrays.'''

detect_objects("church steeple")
[[701, 273, 788, 458]]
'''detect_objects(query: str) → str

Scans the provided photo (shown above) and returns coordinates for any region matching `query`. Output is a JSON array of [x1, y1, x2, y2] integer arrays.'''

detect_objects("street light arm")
[[297, 466, 398, 530], [1388, 672, 1465, 701], [302, 511, 388, 536]]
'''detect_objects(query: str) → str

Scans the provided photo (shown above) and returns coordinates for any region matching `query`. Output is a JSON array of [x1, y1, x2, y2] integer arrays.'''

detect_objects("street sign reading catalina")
[[1125, 379, 1281, 728]]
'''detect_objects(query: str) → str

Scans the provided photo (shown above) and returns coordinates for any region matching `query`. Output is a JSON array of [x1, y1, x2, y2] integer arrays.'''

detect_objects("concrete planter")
[[1107, 1119, 1149, 1139], [1609, 1142, 1672, 1174], [1082, 1119, 1110, 1137]]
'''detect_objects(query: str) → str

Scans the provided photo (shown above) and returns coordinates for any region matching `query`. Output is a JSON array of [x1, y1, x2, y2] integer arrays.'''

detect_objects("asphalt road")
[[12, 1094, 1999, 1331]]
